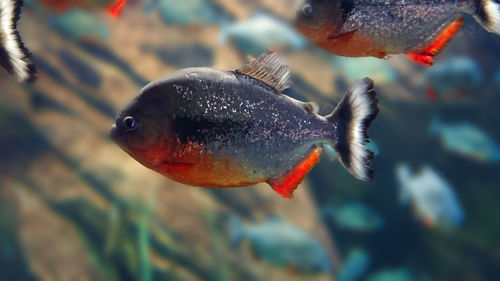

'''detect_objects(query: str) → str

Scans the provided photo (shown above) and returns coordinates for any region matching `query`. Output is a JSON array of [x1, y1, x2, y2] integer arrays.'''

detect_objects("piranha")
[[0, 0, 37, 83], [293, 0, 500, 66], [35, 0, 129, 17], [110, 52, 378, 198]]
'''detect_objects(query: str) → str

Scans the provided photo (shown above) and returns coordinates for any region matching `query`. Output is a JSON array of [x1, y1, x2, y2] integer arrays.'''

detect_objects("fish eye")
[[301, 4, 313, 17], [122, 116, 138, 132]]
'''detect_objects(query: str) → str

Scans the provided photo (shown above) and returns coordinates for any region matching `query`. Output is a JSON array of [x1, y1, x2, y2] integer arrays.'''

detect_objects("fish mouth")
[[109, 124, 120, 143]]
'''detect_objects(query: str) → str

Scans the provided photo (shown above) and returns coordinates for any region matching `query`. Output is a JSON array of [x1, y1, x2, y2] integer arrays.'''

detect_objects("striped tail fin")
[[326, 78, 379, 181], [0, 0, 37, 83], [474, 0, 500, 34]]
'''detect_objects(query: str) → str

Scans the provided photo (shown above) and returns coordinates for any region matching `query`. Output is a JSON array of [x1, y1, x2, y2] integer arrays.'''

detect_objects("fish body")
[[49, 9, 109, 41], [230, 217, 332, 273], [323, 202, 383, 232], [423, 57, 482, 100], [430, 117, 500, 162], [294, 0, 500, 66], [219, 13, 307, 56], [35, 0, 128, 17], [337, 248, 370, 281], [0, 0, 37, 83], [396, 164, 464, 228], [110, 52, 378, 198]]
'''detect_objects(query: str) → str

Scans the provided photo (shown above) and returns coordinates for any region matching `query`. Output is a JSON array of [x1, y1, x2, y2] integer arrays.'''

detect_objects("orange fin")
[[267, 148, 322, 198], [406, 17, 464, 66], [108, 0, 128, 17]]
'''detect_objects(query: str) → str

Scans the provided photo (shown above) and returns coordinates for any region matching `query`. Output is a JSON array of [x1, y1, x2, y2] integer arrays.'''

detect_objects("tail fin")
[[474, 0, 500, 34], [0, 0, 37, 83], [326, 78, 378, 181]]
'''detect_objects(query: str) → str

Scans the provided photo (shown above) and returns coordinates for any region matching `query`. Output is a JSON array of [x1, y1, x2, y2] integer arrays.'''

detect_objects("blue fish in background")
[[322, 202, 383, 233], [49, 9, 109, 41], [396, 164, 464, 228], [156, 0, 221, 26], [230, 216, 332, 274], [421, 57, 483, 101], [367, 268, 414, 281], [429, 117, 500, 162], [332, 57, 398, 84], [219, 13, 307, 56], [337, 248, 370, 281]]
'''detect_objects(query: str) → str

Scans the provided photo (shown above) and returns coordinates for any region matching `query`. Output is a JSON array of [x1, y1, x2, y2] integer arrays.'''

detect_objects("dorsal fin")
[[236, 51, 291, 92]]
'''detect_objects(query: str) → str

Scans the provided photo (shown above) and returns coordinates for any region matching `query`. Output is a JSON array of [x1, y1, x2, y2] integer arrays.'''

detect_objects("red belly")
[[133, 137, 263, 187], [317, 30, 388, 59]]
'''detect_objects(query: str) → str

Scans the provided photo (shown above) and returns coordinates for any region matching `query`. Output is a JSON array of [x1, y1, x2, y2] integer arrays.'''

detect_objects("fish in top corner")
[[35, 0, 129, 17], [110, 52, 379, 198], [0, 0, 37, 83], [293, 0, 500, 66]]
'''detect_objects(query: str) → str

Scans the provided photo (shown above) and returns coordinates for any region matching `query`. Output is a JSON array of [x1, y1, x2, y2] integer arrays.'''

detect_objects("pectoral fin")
[[266, 148, 322, 198], [406, 17, 464, 66]]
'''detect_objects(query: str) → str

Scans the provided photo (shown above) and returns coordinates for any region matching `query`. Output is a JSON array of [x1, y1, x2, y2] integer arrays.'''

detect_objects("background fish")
[[110, 52, 379, 198], [293, 0, 500, 66], [322, 202, 383, 232], [422, 57, 483, 101], [219, 13, 307, 56], [0, 0, 37, 83], [48, 9, 110, 41], [429, 117, 500, 162], [396, 164, 465, 228], [230, 216, 333, 274]]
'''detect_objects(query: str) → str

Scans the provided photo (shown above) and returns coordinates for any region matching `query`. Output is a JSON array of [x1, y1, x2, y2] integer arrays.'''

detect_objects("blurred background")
[[1, 0, 500, 280]]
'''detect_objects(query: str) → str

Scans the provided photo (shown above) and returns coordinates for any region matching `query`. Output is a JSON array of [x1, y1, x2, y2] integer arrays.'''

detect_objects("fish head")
[[293, 0, 343, 43], [110, 84, 176, 168]]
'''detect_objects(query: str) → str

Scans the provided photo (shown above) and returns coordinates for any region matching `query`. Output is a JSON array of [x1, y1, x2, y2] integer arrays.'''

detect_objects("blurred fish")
[[57, 49, 102, 88], [49, 9, 109, 41], [337, 248, 370, 281], [293, 0, 500, 66], [367, 268, 413, 281], [429, 117, 500, 162], [333, 57, 397, 84], [0, 0, 37, 83], [110, 52, 379, 198], [156, 0, 222, 26], [396, 164, 464, 228], [35, 0, 128, 17], [323, 202, 383, 232], [143, 44, 214, 68], [219, 13, 307, 56], [422, 57, 483, 101], [230, 216, 332, 273]]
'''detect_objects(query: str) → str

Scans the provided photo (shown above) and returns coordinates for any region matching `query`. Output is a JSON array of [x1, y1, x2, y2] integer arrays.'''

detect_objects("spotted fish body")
[[294, 0, 500, 65], [111, 52, 378, 198]]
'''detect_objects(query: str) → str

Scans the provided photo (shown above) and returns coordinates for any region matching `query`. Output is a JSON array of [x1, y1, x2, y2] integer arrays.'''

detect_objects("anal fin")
[[406, 17, 464, 66], [267, 148, 322, 198]]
